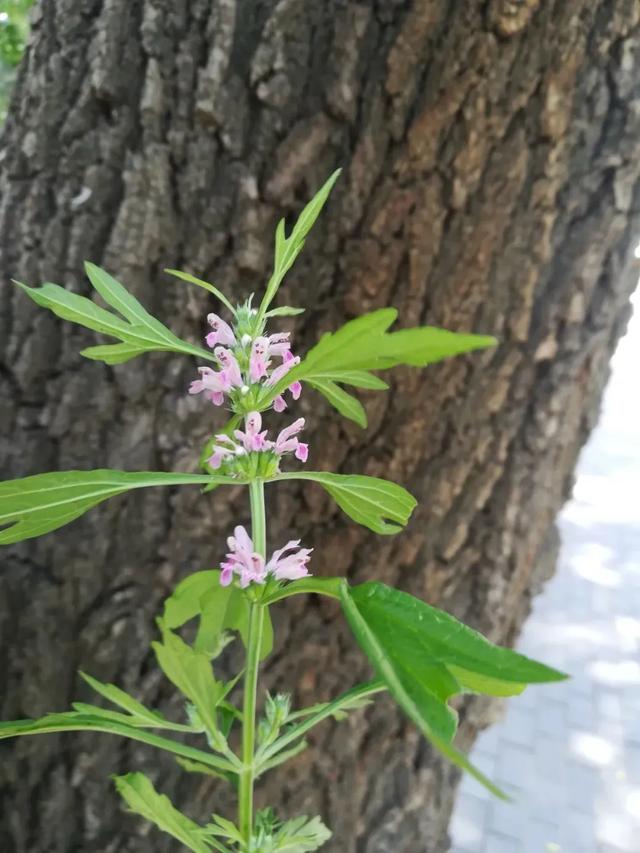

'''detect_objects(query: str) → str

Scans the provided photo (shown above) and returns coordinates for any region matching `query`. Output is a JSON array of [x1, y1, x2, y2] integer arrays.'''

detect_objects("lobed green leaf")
[[262, 308, 496, 427], [15, 263, 215, 365], [114, 772, 214, 853]]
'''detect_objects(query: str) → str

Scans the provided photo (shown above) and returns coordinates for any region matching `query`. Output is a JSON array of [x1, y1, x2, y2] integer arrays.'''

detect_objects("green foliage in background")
[[0, 0, 33, 122]]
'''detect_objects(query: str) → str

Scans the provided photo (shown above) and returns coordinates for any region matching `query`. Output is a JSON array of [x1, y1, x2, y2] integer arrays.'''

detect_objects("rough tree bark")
[[0, 1, 639, 851]]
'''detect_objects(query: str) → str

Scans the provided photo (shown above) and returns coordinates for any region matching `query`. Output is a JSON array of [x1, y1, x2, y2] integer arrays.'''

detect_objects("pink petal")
[[233, 525, 254, 554], [289, 381, 302, 400], [295, 442, 308, 462], [273, 395, 287, 412], [220, 564, 234, 586]]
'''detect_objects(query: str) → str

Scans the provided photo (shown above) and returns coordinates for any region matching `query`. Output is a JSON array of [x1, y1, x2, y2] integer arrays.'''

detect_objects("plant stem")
[[238, 479, 267, 844]]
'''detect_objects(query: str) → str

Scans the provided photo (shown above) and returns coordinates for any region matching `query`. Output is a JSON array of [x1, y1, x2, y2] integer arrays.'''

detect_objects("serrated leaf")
[[275, 472, 416, 535], [114, 772, 213, 853], [164, 268, 236, 315], [15, 264, 215, 365], [272, 815, 332, 851], [0, 470, 227, 545], [0, 713, 235, 773], [340, 581, 567, 798]]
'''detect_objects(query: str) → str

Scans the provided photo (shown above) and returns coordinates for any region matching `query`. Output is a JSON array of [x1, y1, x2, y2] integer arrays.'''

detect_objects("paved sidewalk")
[[450, 293, 640, 853]]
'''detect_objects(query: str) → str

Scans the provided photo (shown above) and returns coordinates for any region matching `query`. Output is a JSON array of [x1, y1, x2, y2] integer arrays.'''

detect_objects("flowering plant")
[[0, 172, 566, 851]]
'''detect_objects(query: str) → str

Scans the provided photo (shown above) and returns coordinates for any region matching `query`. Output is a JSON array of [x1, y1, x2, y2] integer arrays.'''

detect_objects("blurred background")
[[0, 2, 638, 852]]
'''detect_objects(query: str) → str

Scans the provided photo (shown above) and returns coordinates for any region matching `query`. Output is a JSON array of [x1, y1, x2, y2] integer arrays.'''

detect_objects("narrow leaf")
[[0, 713, 236, 773], [79, 671, 189, 728], [0, 470, 228, 545], [164, 269, 236, 315], [265, 306, 305, 317], [308, 380, 368, 428]]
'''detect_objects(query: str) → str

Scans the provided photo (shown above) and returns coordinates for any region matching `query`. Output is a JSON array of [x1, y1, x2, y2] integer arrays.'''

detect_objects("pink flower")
[[274, 418, 308, 462], [220, 526, 311, 587], [220, 525, 266, 587], [266, 540, 312, 581], [207, 434, 244, 469], [273, 395, 287, 412], [265, 353, 300, 387], [189, 367, 231, 406], [205, 412, 308, 472], [267, 332, 291, 359], [205, 313, 236, 348], [214, 347, 243, 387], [233, 411, 269, 452], [250, 337, 270, 382]]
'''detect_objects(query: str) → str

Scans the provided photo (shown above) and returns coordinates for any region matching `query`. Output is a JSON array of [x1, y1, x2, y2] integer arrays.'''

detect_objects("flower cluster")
[[221, 525, 312, 588], [189, 309, 302, 413], [207, 412, 307, 475]]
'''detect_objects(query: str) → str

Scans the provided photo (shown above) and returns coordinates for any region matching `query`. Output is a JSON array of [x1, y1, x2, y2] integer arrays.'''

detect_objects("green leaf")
[[260, 308, 496, 423], [262, 576, 343, 605], [175, 757, 238, 789], [340, 581, 567, 798], [152, 625, 226, 744], [265, 306, 305, 318], [0, 713, 236, 773], [0, 470, 227, 545], [78, 671, 195, 730], [259, 170, 341, 318], [114, 772, 214, 853], [164, 268, 236, 315], [258, 681, 386, 769], [206, 814, 245, 845], [15, 264, 215, 365], [161, 570, 273, 661], [313, 370, 389, 390], [307, 379, 368, 428], [447, 665, 526, 698], [275, 472, 416, 535], [271, 815, 332, 851], [374, 326, 498, 368]]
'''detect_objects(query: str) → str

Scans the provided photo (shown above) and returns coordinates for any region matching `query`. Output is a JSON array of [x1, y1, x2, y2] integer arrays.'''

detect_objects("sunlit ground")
[[451, 288, 640, 853]]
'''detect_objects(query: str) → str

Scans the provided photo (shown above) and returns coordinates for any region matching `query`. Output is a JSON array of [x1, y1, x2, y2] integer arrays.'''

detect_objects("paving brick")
[[449, 311, 640, 853], [483, 832, 520, 853], [449, 793, 489, 852]]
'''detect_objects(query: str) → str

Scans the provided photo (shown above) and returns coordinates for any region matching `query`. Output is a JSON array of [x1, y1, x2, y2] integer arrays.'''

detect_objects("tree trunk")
[[1, 1, 639, 851]]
